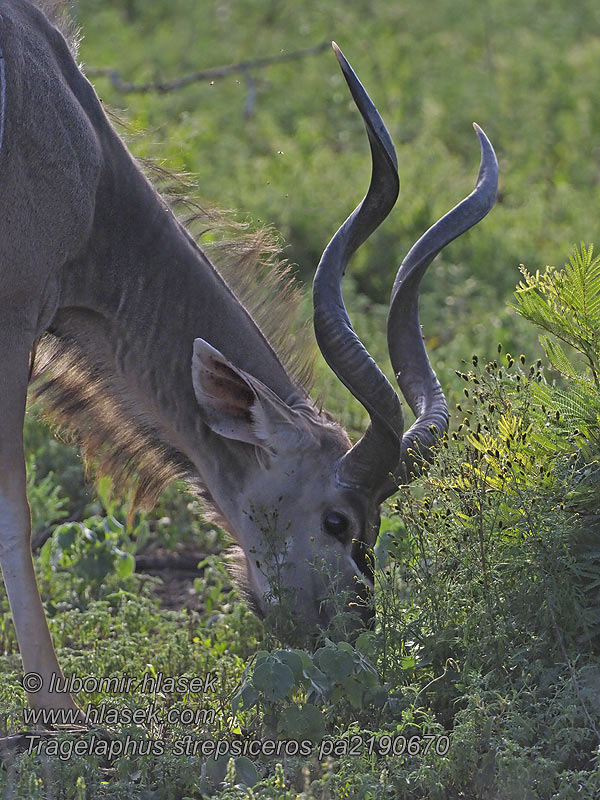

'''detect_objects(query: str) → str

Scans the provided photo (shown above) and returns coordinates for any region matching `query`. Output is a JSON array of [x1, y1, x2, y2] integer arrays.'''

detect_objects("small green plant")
[[513, 243, 600, 387], [232, 640, 386, 741], [512, 243, 600, 455], [25, 452, 69, 536], [37, 515, 138, 608]]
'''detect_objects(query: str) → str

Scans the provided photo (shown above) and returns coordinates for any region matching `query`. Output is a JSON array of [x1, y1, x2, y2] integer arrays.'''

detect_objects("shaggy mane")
[[137, 158, 316, 394], [31, 335, 197, 511], [35, 0, 81, 57]]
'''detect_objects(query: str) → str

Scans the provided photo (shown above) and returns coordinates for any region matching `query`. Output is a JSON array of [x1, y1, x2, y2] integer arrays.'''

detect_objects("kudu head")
[[191, 44, 498, 634]]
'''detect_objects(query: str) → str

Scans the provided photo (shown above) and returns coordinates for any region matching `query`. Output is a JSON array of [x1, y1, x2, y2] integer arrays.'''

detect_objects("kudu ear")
[[192, 339, 310, 453]]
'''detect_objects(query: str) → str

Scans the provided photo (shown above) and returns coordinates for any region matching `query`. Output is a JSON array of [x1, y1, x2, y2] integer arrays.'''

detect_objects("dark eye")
[[323, 512, 350, 542]]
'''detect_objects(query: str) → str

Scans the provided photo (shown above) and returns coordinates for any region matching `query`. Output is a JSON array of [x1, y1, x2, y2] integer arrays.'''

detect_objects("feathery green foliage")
[[513, 244, 600, 455], [513, 244, 600, 387]]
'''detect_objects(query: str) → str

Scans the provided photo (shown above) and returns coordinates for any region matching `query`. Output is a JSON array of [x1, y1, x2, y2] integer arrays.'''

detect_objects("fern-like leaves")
[[512, 243, 600, 388]]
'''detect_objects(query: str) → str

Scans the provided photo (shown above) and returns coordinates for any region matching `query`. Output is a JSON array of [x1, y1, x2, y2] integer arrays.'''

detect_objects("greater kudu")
[[0, 0, 498, 719]]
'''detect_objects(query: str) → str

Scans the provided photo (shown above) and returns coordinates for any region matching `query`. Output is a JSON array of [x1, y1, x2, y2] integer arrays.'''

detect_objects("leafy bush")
[[365, 244, 600, 797]]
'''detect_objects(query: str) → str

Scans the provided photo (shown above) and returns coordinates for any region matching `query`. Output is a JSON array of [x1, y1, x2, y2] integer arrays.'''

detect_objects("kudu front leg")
[[0, 338, 83, 724]]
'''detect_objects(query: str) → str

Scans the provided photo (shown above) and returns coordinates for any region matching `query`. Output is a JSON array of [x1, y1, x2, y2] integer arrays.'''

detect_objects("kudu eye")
[[323, 512, 350, 542]]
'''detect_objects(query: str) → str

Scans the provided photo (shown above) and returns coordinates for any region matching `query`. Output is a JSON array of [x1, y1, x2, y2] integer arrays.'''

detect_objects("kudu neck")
[[90, 140, 300, 405], [55, 135, 303, 506]]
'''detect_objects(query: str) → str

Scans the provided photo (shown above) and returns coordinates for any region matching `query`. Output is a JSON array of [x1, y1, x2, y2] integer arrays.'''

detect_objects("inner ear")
[[192, 339, 263, 445], [192, 338, 313, 451], [203, 359, 255, 420]]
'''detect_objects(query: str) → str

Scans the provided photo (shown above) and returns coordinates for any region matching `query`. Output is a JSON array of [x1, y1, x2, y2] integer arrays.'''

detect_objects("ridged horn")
[[313, 43, 403, 491], [380, 123, 498, 499]]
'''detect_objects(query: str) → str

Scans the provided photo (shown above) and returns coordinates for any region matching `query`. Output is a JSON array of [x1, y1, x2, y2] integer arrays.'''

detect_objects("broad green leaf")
[[252, 658, 294, 701], [234, 757, 259, 788], [314, 646, 354, 681], [116, 551, 135, 579]]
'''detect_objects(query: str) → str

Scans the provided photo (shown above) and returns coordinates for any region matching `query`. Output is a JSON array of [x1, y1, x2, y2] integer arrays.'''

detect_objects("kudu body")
[[0, 0, 497, 718]]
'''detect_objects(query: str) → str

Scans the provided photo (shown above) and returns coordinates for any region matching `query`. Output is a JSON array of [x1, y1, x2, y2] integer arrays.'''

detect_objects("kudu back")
[[0, 0, 497, 718]]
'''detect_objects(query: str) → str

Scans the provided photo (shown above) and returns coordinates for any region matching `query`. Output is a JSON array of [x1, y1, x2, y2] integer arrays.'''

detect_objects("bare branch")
[[84, 41, 330, 94]]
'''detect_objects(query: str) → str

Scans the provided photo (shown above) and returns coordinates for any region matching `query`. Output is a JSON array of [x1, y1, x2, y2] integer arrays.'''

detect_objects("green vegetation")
[[2, 0, 600, 798]]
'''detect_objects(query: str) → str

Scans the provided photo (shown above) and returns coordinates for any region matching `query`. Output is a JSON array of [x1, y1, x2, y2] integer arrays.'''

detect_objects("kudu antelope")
[[0, 0, 498, 719]]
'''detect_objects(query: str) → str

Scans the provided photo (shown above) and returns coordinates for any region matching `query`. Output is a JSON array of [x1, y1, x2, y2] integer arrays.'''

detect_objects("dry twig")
[[85, 41, 330, 94]]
